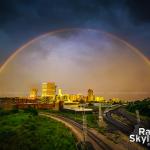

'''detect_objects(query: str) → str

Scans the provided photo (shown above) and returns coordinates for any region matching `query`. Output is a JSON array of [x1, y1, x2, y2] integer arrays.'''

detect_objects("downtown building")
[[41, 82, 56, 100], [29, 88, 38, 100]]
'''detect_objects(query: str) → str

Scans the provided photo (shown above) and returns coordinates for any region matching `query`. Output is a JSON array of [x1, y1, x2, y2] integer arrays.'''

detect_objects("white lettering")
[[145, 129, 150, 135], [139, 128, 145, 135], [129, 135, 135, 142], [136, 135, 141, 142], [129, 128, 150, 145], [141, 136, 147, 144], [147, 134, 150, 142]]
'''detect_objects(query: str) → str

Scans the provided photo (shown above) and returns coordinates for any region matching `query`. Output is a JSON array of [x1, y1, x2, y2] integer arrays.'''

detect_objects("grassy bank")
[[126, 98, 150, 118], [41, 109, 99, 128], [0, 109, 76, 150], [56, 111, 121, 143]]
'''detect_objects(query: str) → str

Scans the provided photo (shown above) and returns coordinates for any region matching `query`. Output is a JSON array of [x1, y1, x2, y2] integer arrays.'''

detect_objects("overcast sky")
[[0, 0, 150, 64], [0, 0, 150, 99], [0, 29, 150, 100]]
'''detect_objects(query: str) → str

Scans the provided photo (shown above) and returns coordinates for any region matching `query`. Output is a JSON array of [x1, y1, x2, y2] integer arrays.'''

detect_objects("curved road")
[[40, 112, 112, 150], [112, 107, 150, 128], [104, 106, 150, 135], [104, 106, 148, 149], [104, 110, 133, 135]]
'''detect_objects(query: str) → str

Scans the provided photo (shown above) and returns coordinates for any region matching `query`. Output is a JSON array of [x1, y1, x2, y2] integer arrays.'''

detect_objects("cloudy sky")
[[0, 0, 150, 64], [0, 29, 150, 99], [0, 0, 150, 99]]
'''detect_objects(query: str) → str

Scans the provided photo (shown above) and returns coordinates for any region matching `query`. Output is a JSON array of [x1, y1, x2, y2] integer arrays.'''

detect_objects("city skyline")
[[0, 1, 150, 100], [0, 29, 150, 100]]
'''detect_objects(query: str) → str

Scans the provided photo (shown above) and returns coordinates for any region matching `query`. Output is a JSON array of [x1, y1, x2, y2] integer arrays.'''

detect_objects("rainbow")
[[0, 28, 150, 73]]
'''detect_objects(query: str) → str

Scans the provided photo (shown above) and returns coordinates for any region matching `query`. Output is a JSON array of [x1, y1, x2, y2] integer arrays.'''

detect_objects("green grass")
[[0, 110, 77, 150], [41, 110, 99, 128], [126, 98, 150, 117], [125, 109, 150, 120]]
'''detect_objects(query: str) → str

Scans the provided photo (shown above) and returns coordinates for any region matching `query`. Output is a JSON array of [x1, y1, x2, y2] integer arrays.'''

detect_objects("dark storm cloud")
[[1, 0, 149, 25], [126, 0, 150, 23], [0, 29, 150, 99], [0, 0, 150, 64]]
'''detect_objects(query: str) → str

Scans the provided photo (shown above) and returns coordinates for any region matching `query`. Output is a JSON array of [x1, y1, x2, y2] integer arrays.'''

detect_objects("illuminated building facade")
[[29, 88, 38, 100], [69, 94, 77, 101], [42, 82, 56, 99], [76, 94, 87, 102], [95, 96, 105, 102], [87, 89, 95, 101], [28, 82, 113, 104], [111, 98, 120, 103], [62, 94, 70, 102], [58, 88, 63, 97], [76, 94, 82, 101]]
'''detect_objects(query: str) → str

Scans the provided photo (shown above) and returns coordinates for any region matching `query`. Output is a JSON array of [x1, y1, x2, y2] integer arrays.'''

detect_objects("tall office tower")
[[58, 88, 63, 96], [29, 88, 38, 100], [87, 89, 95, 101], [42, 82, 56, 97]]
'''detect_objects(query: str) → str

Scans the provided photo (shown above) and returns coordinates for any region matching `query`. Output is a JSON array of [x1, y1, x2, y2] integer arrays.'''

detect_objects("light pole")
[[75, 110, 76, 120], [136, 110, 140, 125], [82, 103, 87, 149], [98, 103, 104, 127]]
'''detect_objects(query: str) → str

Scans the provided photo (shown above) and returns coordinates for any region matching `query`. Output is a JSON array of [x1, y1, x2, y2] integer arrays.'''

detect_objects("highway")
[[40, 112, 113, 150], [112, 107, 150, 128], [104, 109, 133, 135], [104, 106, 150, 135], [104, 106, 148, 149]]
